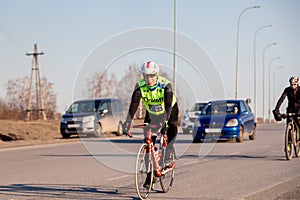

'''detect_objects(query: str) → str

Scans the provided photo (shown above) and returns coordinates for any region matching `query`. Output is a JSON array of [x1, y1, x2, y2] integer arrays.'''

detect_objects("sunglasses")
[[291, 84, 298, 86], [143, 74, 157, 79]]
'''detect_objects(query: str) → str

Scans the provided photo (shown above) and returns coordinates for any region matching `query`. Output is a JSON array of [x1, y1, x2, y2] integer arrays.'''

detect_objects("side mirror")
[[246, 98, 251, 105]]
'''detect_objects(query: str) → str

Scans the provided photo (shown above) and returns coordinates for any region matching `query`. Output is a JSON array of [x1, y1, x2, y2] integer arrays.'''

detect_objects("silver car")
[[181, 102, 207, 134], [60, 98, 124, 138]]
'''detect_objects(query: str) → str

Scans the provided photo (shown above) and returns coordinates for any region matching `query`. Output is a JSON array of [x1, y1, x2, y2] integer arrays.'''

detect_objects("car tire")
[[94, 123, 102, 138], [192, 137, 202, 143], [116, 121, 123, 136], [249, 125, 256, 140], [61, 130, 70, 139], [236, 126, 244, 143]]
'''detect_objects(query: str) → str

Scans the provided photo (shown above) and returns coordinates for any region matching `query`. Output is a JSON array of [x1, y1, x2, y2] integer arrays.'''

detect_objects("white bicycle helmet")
[[289, 76, 299, 84], [141, 61, 159, 75]]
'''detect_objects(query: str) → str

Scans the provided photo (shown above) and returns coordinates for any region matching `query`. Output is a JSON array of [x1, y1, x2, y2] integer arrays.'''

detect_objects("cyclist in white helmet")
[[123, 61, 179, 189], [273, 76, 300, 128]]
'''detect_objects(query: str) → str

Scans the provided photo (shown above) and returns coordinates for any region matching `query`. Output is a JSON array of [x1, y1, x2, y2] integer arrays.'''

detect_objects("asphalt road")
[[0, 123, 300, 200]]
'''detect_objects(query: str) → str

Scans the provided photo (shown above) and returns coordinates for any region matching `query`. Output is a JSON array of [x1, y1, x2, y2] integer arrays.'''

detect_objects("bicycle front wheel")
[[160, 147, 175, 193], [285, 122, 293, 160], [294, 126, 300, 158], [135, 143, 153, 200]]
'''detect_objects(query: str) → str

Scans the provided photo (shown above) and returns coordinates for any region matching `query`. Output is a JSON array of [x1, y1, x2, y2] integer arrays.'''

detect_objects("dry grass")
[[0, 120, 61, 142]]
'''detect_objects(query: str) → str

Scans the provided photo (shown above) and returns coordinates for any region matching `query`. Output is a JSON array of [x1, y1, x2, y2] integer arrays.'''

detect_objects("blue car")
[[192, 99, 256, 143]]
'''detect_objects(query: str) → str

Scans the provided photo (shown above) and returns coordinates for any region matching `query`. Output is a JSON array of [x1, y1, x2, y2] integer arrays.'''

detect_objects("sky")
[[0, 0, 299, 120]]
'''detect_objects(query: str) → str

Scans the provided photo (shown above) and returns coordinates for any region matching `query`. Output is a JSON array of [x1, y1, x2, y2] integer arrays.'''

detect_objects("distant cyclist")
[[123, 61, 179, 189], [273, 76, 300, 128]]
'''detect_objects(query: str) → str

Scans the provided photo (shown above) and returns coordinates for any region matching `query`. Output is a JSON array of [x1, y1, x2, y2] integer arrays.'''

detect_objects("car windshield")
[[190, 103, 206, 112], [202, 102, 239, 115], [66, 100, 100, 114]]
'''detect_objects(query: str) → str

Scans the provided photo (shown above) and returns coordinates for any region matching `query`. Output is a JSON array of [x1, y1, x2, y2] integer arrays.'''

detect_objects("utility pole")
[[25, 44, 47, 120]]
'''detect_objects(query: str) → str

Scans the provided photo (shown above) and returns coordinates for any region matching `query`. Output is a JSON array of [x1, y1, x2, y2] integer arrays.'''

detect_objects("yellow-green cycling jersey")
[[137, 76, 176, 115]]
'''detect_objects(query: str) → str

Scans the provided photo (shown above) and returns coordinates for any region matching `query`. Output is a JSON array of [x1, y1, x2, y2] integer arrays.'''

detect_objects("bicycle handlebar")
[[131, 123, 160, 129], [124, 123, 162, 139], [280, 113, 299, 119]]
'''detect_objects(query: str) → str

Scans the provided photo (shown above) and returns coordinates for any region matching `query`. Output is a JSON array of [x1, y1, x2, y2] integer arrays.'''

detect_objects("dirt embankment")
[[0, 120, 61, 143], [0, 119, 123, 149]]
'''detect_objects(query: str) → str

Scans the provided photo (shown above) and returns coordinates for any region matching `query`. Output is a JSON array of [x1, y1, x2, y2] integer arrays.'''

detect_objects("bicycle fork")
[[292, 123, 299, 147]]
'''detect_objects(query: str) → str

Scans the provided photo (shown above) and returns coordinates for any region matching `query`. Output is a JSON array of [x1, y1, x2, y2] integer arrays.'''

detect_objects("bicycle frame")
[[132, 124, 168, 176], [281, 113, 300, 160], [130, 123, 175, 199]]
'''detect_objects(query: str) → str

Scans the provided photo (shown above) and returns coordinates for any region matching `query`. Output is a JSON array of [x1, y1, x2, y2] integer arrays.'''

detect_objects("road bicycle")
[[281, 113, 300, 160], [126, 124, 175, 200]]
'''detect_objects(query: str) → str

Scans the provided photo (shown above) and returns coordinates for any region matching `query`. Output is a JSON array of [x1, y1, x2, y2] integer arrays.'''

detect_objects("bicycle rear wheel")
[[294, 126, 300, 158], [135, 143, 153, 199], [285, 122, 293, 160], [160, 147, 175, 193]]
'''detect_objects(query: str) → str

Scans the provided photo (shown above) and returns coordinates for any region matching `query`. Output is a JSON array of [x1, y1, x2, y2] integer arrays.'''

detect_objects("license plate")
[[68, 124, 80, 128], [205, 128, 221, 133]]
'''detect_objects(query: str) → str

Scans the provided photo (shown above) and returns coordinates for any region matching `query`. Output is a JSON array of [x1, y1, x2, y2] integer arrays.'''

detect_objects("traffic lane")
[[245, 175, 300, 200], [0, 123, 299, 199], [0, 124, 286, 199], [166, 149, 300, 200], [0, 141, 137, 200], [106, 122, 299, 200], [142, 123, 300, 199]]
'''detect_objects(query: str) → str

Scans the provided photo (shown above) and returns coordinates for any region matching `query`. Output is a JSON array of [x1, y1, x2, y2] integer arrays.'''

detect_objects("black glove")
[[272, 109, 282, 121], [160, 121, 168, 135]]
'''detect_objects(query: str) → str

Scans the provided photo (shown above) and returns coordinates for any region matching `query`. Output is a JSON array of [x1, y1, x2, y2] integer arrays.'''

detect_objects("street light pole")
[[235, 5, 260, 99], [273, 66, 284, 109], [268, 56, 281, 123], [253, 24, 273, 122], [262, 42, 277, 122], [173, 0, 177, 95]]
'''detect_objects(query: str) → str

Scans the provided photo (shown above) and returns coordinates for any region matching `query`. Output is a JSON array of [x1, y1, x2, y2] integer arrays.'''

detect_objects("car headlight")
[[61, 118, 67, 123], [82, 116, 95, 123], [226, 119, 238, 127]]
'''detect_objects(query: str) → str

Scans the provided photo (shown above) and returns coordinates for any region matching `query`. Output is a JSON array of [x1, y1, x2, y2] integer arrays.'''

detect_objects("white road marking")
[[182, 160, 199, 166], [107, 175, 129, 181]]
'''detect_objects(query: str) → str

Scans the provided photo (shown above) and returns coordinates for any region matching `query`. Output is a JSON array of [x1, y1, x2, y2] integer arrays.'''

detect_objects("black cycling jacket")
[[126, 82, 174, 124], [275, 86, 300, 112]]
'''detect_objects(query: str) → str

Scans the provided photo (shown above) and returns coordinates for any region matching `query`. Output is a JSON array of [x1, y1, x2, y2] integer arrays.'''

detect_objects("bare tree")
[[0, 98, 7, 119], [87, 71, 112, 98], [106, 73, 117, 97], [40, 77, 57, 119], [4, 76, 57, 120], [5, 77, 28, 119], [115, 64, 141, 111]]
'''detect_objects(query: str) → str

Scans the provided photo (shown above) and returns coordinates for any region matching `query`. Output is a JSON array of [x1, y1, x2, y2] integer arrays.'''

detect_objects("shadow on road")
[[0, 183, 140, 200], [180, 153, 285, 161]]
